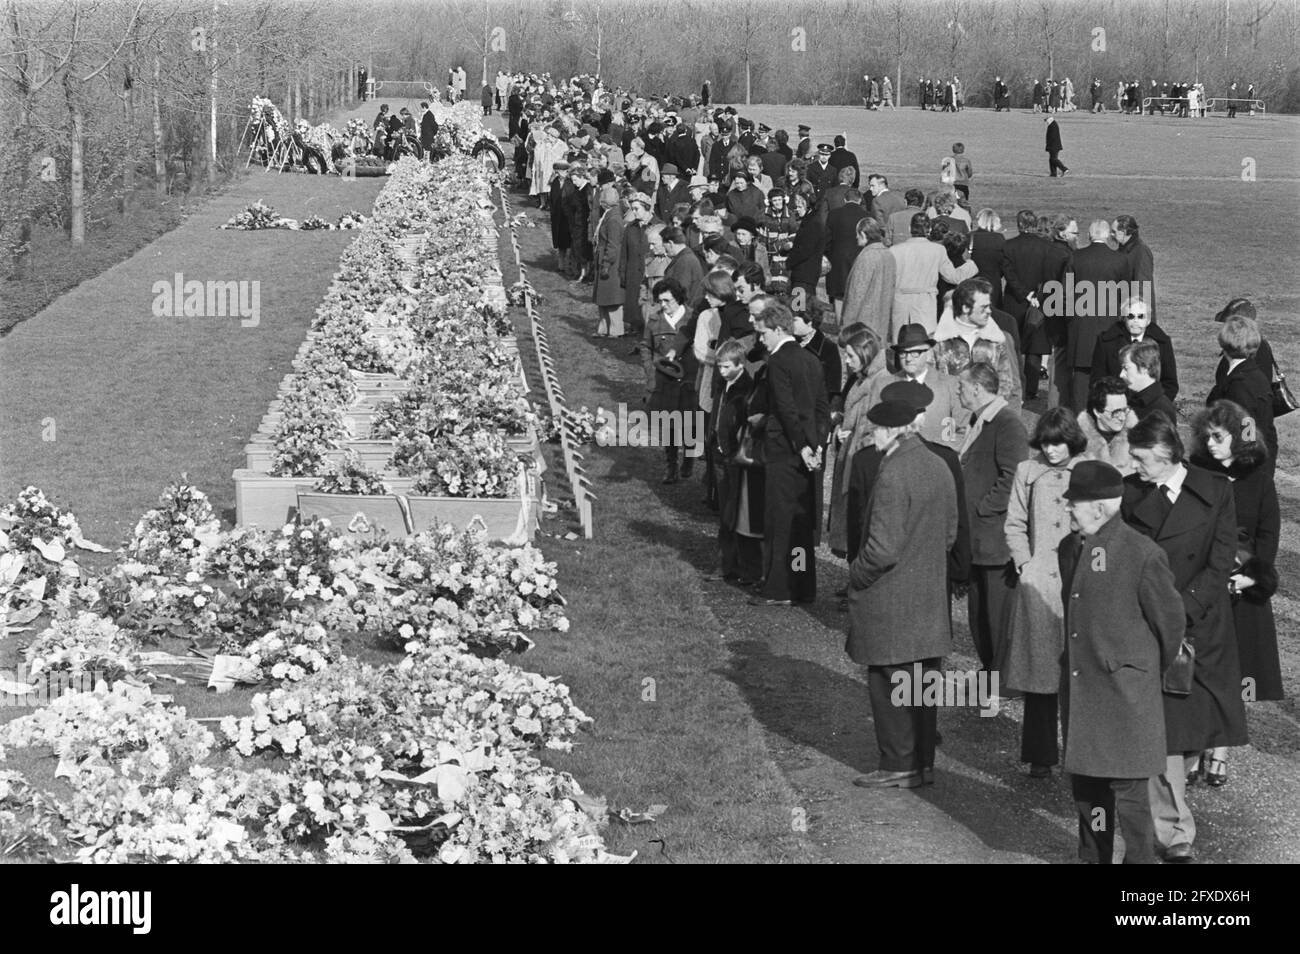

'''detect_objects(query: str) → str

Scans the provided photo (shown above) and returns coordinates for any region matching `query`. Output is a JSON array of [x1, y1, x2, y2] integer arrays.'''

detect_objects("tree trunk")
[[10, 2, 34, 272], [306, 58, 314, 120], [122, 66, 135, 213], [153, 48, 165, 197], [294, 75, 302, 120], [745, 56, 752, 106], [65, 73, 86, 246]]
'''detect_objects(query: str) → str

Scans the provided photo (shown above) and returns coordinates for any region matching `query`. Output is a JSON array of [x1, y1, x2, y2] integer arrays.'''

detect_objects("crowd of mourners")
[[500, 72, 1286, 865]]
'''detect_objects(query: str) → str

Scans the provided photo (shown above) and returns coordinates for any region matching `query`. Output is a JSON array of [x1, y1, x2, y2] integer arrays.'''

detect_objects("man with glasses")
[[867, 324, 965, 450], [1089, 296, 1178, 400], [1078, 377, 1138, 475]]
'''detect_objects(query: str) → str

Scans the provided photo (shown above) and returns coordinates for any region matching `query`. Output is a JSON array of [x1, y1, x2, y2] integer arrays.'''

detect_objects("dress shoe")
[[747, 597, 793, 607], [1029, 764, 1053, 779], [1204, 757, 1228, 788], [1164, 843, 1196, 863], [853, 770, 923, 789]]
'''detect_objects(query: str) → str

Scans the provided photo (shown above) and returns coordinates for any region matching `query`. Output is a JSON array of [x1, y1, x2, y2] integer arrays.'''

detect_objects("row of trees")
[[3, 0, 1298, 276], [374, 0, 1300, 110], [1, 0, 374, 274]]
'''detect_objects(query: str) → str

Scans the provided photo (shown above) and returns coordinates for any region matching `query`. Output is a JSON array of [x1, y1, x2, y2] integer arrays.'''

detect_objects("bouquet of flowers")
[[313, 452, 389, 496], [337, 209, 368, 229], [299, 214, 334, 231], [123, 480, 222, 578], [394, 430, 522, 499], [234, 615, 337, 684], [219, 201, 296, 230], [0, 486, 106, 617], [23, 612, 145, 684], [269, 388, 348, 477]]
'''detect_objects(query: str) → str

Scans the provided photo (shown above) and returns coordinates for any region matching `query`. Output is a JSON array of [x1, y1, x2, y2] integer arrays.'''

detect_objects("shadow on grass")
[[717, 637, 1076, 862]]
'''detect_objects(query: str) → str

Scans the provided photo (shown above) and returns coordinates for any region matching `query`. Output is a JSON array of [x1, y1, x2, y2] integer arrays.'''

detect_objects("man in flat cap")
[[1059, 460, 1184, 863], [846, 396, 959, 789]]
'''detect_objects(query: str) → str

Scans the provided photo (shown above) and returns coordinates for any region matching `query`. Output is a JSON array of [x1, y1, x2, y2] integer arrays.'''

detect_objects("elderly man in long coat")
[[592, 185, 626, 337], [846, 399, 959, 789], [1059, 461, 1185, 864], [840, 218, 896, 345]]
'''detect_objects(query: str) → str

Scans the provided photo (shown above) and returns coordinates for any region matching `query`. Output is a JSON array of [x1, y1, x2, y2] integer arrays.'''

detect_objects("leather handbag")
[[731, 424, 758, 467], [1163, 638, 1195, 696], [1270, 358, 1298, 418]]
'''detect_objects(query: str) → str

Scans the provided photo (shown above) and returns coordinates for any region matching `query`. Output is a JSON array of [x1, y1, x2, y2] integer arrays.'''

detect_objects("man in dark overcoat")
[[1089, 296, 1178, 400], [1121, 415, 1248, 863], [1064, 219, 1135, 412], [958, 363, 1029, 670], [419, 101, 439, 158], [846, 399, 959, 789], [1044, 116, 1068, 177], [1059, 461, 1185, 863], [824, 189, 870, 313], [751, 299, 829, 606], [827, 134, 860, 189], [1002, 209, 1069, 400]]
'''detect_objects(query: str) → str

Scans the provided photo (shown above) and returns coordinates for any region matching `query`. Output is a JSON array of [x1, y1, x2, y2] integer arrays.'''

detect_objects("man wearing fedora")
[[656, 164, 690, 223], [846, 396, 959, 788], [867, 324, 965, 450], [1059, 460, 1184, 863]]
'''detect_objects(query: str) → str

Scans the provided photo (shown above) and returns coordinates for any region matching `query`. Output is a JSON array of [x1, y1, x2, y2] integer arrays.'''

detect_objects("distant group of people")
[[509, 74, 1286, 864], [918, 77, 965, 111], [860, 74, 896, 110]]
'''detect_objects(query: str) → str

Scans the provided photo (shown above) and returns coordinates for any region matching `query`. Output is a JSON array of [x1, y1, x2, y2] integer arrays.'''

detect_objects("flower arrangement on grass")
[[337, 209, 368, 229], [0, 486, 106, 617], [124, 479, 222, 577], [299, 214, 333, 231], [23, 612, 146, 685], [219, 200, 296, 230]]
